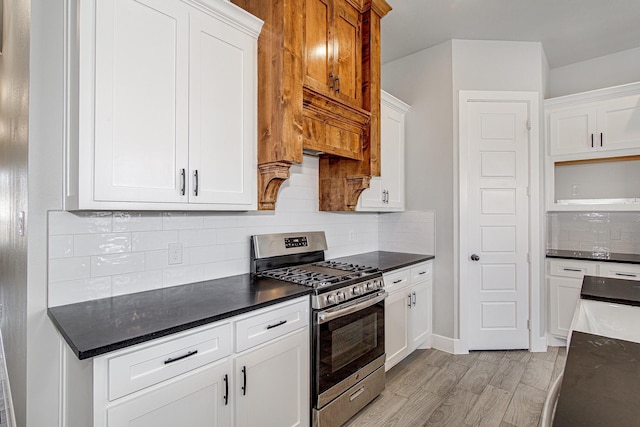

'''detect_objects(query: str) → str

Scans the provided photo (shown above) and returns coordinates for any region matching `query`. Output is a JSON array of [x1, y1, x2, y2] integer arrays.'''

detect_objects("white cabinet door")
[[234, 328, 310, 427], [597, 94, 640, 152], [384, 288, 410, 371], [358, 91, 408, 211], [408, 279, 431, 352], [548, 276, 582, 339], [188, 8, 257, 207], [105, 359, 232, 427], [548, 106, 597, 156], [92, 0, 190, 203]]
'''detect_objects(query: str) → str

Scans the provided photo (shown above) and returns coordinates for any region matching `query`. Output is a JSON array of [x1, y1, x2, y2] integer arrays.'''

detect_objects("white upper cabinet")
[[357, 91, 409, 211], [547, 84, 640, 158], [68, 0, 262, 210]]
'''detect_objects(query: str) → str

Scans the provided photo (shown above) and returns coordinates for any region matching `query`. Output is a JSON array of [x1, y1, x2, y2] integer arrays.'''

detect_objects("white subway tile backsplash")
[[49, 211, 112, 235], [113, 212, 163, 232], [49, 257, 91, 283], [48, 277, 112, 306], [73, 233, 131, 256], [112, 271, 163, 296], [131, 230, 178, 252], [48, 235, 73, 259], [47, 156, 436, 306], [92, 253, 145, 277], [163, 213, 204, 230]]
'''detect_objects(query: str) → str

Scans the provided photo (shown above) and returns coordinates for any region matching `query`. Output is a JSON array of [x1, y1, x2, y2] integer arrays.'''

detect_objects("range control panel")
[[284, 236, 308, 248]]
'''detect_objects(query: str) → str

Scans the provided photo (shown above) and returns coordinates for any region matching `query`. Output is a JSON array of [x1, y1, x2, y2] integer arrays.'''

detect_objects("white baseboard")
[[431, 334, 468, 354], [546, 334, 568, 348]]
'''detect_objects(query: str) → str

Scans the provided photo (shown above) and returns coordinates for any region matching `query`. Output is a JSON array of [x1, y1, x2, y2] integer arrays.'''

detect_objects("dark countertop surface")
[[546, 249, 640, 264], [581, 275, 640, 307], [48, 274, 312, 360], [48, 251, 432, 360], [331, 251, 434, 273], [553, 331, 640, 427]]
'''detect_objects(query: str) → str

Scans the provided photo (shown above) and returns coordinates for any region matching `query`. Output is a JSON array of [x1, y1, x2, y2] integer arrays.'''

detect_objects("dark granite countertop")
[[546, 249, 640, 264], [581, 275, 640, 307], [553, 331, 640, 427], [48, 274, 312, 360], [330, 251, 434, 273]]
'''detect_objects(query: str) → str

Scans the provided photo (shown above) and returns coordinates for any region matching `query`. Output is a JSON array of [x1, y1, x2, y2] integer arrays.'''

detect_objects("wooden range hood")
[[231, 0, 391, 211]]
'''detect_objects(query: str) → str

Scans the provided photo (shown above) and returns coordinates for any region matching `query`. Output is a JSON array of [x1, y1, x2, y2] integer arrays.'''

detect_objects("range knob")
[[352, 286, 362, 296], [377, 279, 384, 288], [325, 294, 336, 305], [336, 291, 346, 301], [366, 282, 373, 291]]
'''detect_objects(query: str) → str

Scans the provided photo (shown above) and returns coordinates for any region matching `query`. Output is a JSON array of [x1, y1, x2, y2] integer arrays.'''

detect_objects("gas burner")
[[259, 267, 340, 287], [312, 260, 378, 274]]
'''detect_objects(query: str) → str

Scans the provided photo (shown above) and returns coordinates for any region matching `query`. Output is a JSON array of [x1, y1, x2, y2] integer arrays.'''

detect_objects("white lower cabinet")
[[91, 296, 310, 427], [234, 329, 309, 427], [547, 259, 640, 340], [384, 261, 432, 371]]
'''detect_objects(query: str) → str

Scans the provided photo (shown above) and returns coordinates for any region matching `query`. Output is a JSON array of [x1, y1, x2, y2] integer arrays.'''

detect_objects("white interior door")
[[466, 101, 530, 350]]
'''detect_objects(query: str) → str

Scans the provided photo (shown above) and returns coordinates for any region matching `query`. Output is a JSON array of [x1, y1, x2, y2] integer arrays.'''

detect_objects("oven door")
[[314, 291, 387, 404]]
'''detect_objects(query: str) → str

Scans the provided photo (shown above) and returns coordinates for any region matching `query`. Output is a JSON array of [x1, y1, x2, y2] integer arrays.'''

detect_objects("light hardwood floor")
[[345, 347, 567, 427]]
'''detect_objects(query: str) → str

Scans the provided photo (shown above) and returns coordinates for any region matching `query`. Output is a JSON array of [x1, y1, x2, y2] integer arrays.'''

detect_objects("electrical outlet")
[[348, 231, 355, 242], [611, 227, 622, 240], [168, 243, 183, 265]]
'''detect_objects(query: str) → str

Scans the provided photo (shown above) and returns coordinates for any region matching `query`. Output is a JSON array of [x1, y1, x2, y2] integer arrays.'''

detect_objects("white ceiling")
[[381, 0, 640, 68]]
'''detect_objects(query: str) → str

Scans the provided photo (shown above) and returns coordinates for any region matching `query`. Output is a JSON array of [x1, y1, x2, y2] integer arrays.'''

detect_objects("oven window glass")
[[315, 300, 385, 395]]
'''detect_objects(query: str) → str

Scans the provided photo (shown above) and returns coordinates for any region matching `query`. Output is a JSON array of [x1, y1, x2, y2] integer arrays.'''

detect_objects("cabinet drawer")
[[235, 297, 309, 353], [105, 322, 232, 401], [411, 262, 432, 282], [599, 263, 640, 281], [383, 268, 410, 293], [548, 259, 597, 278]]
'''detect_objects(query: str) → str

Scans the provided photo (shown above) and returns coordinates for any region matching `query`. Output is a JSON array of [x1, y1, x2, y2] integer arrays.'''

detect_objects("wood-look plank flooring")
[[345, 347, 567, 427]]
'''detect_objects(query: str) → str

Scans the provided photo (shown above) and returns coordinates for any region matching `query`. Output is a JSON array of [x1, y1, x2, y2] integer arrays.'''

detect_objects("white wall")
[[382, 40, 455, 338], [549, 46, 640, 98], [383, 40, 546, 343]]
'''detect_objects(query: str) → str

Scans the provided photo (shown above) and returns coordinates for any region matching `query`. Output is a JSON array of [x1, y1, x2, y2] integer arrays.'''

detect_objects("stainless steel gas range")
[[251, 232, 387, 427]]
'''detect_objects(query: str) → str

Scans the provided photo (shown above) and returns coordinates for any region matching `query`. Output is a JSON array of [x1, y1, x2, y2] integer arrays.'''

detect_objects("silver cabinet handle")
[[349, 386, 365, 401], [412, 291, 416, 306], [180, 168, 186, 196], [193, 170, 199, 196], [407, 294, 412, 308], [317, 292, 387, 324]]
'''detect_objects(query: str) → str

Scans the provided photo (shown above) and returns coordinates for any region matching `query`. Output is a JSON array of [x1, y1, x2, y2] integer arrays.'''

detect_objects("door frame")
[[458, 90, 545, 353]]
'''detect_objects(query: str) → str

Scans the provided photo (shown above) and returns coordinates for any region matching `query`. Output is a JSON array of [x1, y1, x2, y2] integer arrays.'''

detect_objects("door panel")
[[189, 10, 255, 205], [93, 0, 189, 202], [467, 101, 530, 350], [333, 0, 361, 107], [303, 0, 333, 95]]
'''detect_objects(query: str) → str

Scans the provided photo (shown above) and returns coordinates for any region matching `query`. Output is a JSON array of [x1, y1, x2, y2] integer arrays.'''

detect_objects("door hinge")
[[526, 120, 531, 131]]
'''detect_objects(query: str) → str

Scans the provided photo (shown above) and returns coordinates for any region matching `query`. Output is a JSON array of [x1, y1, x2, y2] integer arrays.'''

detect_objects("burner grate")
[[312, 260, 378, 274], [260, 267, 339, 286]]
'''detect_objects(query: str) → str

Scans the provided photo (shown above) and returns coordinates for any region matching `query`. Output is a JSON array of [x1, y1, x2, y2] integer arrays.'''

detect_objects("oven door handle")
[[317, 292, 388, 324]]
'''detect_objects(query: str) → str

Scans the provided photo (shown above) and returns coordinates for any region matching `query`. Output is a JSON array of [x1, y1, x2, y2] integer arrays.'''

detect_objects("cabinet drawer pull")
[[600, 132, 603, 147], [329, 72, 335, 91], [562, 268, 582, 272], [223, 374, 229, 405], [193, 170, 199, 196], [241, 366, 247, 396], [335, 75, 340, 93], [412, 291, 417, 306], [591, 133, 594, 148], [392, 279, 403, 284], [349, 386, 365, 401], [418, 271, 427, 275], [407, 294, 412, 308], [615, 273, 637, 278], [163, 349, 198, 365], [266, 320, 287, 329]]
